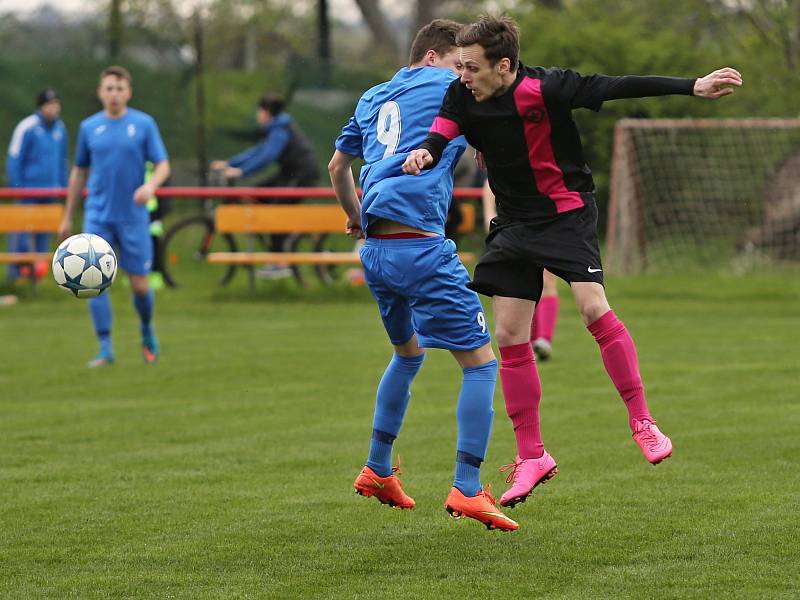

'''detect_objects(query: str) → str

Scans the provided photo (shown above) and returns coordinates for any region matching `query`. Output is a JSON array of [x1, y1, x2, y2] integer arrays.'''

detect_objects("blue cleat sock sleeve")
[[89, 292, 113, 354], [132, 289, 154, 338], [453, 359, 497, 495], [366, 353, 425, 477]]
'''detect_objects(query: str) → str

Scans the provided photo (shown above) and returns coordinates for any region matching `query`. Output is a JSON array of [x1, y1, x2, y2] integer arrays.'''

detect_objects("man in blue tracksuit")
[[5, 88, 69, 281]]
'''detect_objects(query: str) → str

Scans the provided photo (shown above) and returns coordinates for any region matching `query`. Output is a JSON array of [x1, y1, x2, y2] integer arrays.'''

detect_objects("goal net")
[[606, 118, 800, 273]]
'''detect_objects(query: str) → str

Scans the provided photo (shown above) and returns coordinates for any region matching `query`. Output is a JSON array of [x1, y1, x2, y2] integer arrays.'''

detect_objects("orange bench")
[[0, 204, 63, 276], [207, 204, 476, 278]]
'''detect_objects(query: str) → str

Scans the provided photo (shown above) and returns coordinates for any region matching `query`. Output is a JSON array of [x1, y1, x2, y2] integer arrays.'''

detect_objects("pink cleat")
[[632, 419, 673, 464], [498, 451, 558, 508]]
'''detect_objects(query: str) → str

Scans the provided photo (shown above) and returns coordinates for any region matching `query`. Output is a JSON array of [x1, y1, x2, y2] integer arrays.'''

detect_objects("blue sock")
[[366, 352, 425, 477], [89, 293, 113, 356], [132, 289, 154, 339], [453, 359, 497, 496], [7, 233, 24, 280], [454, 452, 483, 497]]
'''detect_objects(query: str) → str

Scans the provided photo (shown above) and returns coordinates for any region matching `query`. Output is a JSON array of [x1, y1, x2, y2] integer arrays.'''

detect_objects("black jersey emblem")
[[524, 108, 545, 123]]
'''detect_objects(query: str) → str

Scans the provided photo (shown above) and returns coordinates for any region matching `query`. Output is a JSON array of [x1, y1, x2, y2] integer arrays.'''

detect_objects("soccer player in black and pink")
[[403, 15, 742, 508]]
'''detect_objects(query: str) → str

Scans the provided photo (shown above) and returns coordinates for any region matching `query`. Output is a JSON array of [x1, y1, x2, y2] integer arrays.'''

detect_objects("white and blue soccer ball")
[[52, 233, 117, 298]]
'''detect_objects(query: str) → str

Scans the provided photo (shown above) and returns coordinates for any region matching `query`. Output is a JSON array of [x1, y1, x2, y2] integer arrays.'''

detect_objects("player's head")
[[98, 65, 132, 116], [408, 19, 463, 74], [36, 88, 61, 122], [257, 94, 285, 126], [456, 15, 520, 102]]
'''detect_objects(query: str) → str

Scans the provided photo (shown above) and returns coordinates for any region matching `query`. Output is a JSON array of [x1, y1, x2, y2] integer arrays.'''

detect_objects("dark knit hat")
[[36, 88, 60, 107]]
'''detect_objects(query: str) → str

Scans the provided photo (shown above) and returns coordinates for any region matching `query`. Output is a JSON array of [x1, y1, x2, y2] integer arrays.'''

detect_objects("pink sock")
[[499, 343, 544, 459], [531, 295, 559, 342], [587, 310, 652, 430]]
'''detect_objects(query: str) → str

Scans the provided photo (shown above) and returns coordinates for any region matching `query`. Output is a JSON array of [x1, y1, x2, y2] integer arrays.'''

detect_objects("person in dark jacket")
[[211, 95, 320, 274]]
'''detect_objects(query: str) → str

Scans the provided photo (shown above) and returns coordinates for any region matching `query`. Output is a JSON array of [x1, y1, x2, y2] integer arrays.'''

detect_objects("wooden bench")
[[207, 203, 477, 285], [0, 205, 63, 277]]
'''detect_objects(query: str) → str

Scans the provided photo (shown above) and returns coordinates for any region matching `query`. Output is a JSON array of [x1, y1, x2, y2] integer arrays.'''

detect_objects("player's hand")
[[474, 150, 486, 170], [133, 182, 155, 205], [402, 149, 433, 175], [210, 160, 228, 171], [223, 166, 243, 179], [57, 219, 72, 241], [694, 67, 742, 99], [345, 216, 364, 239]]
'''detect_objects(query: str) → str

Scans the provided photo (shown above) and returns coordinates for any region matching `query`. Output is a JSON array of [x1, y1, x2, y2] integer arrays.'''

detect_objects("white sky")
[[0, 0, 384, 23]]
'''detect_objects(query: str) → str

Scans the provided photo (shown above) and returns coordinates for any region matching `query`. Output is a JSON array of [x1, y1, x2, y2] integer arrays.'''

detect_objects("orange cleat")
[[353, 464, 415, 509], [142, 333, 159, 365], [444, 485, 519, 531], [34, 261, 49, 281]]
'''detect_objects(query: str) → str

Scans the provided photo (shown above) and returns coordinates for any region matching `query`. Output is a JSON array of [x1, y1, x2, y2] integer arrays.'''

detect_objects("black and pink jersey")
[[420, 64, 695, 221]]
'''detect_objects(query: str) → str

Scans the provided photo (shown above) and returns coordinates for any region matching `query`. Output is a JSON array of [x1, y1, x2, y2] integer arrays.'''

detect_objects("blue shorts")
[[360, 236, 491, 351], [83, 218, 152, 276]]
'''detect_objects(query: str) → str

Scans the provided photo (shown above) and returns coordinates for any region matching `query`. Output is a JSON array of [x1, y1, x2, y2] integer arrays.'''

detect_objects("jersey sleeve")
[[334, 115, 364, 159], [145, 118, 169, 164], [228, 125, 290, 176], [5, 125, 28, 187], [74, 123, 91, 168], [418, 80, 465, 167], [548, 68, 696, 111]]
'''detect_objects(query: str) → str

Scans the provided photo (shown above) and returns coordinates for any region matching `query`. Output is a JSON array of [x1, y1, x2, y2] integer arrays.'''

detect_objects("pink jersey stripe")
[[430, 116, 461, 140], [512, 77, 584, 213]]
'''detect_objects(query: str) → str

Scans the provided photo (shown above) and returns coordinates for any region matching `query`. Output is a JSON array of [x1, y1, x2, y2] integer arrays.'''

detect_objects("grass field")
[[1, 269, 799, 599]]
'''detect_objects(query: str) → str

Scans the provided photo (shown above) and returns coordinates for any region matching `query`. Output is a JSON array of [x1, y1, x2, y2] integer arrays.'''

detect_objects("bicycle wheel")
[[282, 233, 311, 287], [161, 215, 238, 288]]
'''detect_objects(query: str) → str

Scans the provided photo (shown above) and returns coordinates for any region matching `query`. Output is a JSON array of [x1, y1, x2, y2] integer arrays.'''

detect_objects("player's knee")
[[129, 274, 150, 296], [494, 323, 528, 347], [579, 300, 609, 325], [393, 337, 424, 357]]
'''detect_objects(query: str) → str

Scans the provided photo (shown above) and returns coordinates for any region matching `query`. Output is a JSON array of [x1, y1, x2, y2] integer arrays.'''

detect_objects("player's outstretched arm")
[[402, 149, 433, 176], [693, 67, 743, 99]]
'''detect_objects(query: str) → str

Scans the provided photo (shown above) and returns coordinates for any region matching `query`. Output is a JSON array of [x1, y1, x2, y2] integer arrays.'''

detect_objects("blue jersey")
[[335, 66, 467, 236], [6, 112, 68, 189], [75, 108, 168, 224]]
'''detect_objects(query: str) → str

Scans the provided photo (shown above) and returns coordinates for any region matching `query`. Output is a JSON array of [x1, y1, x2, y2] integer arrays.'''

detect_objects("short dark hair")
[[408, 19, 463, 66], [456, 15, 520, 71], [258, 94, 285, 116], [100, 65, 132, 84]]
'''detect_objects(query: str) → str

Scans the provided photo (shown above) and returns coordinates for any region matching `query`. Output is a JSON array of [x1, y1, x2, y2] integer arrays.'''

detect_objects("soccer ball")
[[52, 233, 117, 298]]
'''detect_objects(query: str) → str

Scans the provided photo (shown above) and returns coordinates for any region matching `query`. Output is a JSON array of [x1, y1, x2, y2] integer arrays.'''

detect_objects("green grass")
[[1, 270, 799, 599]]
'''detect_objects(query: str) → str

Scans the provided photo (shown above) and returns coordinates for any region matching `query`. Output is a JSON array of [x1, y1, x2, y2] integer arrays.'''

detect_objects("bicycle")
[[160, 174, 348, 288], [160, 198, 239, 289]]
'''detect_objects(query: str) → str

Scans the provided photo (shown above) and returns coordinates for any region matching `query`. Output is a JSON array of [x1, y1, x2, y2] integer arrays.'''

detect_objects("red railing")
[[0, 187, 484, 200]]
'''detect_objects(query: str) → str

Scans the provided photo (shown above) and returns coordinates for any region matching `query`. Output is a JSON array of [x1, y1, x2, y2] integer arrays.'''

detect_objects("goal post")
[[606, 118, 800, 273]]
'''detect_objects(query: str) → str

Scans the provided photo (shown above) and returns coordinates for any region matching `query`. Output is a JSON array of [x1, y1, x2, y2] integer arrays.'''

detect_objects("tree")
[[709, 0, 800, 71], [352, 0, 401, 63], [109, 0, 122, 59]]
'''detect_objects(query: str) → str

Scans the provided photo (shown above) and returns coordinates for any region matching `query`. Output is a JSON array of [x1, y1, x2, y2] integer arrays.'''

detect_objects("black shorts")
[[468, 203, 604, 301]]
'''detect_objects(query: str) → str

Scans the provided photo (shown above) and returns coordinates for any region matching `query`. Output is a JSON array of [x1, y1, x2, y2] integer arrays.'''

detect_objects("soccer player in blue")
[[328, 20, 518, 531], [5, 88, 68, 282], [58, 66, 170, 367]]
